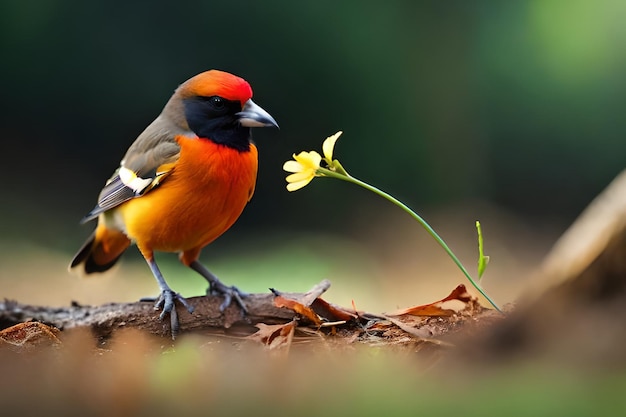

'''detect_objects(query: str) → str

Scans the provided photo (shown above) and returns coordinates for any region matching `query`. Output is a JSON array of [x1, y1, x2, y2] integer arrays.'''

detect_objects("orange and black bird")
[[70, 70, 278, 335]]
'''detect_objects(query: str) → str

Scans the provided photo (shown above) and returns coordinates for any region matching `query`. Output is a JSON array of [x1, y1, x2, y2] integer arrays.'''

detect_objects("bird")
[[70, 70, 278, 337]]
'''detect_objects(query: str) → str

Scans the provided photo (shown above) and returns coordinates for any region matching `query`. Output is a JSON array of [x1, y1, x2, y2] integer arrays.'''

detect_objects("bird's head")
[[164, 70, 278, 151]]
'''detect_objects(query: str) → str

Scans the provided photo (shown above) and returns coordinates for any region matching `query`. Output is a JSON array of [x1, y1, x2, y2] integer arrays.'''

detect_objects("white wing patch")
[[119, 166, 153, 194]]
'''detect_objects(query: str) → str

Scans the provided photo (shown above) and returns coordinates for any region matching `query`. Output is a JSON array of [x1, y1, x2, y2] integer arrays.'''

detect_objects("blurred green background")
[[1, 0, 624, 308]]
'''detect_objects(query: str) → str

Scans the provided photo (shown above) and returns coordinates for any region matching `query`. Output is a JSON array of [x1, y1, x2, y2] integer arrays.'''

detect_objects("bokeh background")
[[1, 0, 624, 311]]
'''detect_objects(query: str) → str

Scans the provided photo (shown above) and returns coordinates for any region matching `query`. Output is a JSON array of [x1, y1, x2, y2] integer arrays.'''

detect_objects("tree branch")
[[0, 290, 308, 339]]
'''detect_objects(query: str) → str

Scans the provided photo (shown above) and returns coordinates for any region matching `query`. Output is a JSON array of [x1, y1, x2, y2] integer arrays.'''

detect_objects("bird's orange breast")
[[117, 136, 258, 253]]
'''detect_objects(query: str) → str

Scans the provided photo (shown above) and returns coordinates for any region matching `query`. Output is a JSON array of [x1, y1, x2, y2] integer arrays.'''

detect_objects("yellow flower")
[[283, 131, 344, 192], [322, 131, 342, 164], [283, 150, 322, 191]]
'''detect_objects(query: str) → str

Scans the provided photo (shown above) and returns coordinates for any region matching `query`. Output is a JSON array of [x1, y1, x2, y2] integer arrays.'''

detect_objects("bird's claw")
[[148, 289, 194, 339], [154, 289, 194, 314], [207, 282, 249, 314]]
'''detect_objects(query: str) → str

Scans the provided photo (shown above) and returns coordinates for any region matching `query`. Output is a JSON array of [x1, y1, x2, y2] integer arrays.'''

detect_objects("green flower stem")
[[318, 167, 501, 312]]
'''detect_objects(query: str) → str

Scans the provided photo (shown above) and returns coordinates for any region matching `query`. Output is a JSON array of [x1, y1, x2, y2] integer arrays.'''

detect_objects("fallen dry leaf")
[[274, 295, 322, 326], [248, 321, 296, 349], [387, 285, 474, 317], [383, 316, 435, 339], [311, 298, 358, 322]]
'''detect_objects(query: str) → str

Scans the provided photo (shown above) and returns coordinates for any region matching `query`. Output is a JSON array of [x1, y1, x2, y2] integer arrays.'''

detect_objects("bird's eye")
[[208, 96, 225, 109]]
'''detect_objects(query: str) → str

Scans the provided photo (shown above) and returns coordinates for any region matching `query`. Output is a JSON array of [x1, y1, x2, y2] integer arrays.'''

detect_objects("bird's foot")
[[189, 260, 248, 314], [142, 290, 194, 339], [207, 280, 249, 314]]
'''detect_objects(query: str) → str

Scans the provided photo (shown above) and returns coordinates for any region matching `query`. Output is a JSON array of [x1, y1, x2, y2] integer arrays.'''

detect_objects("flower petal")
[[286, 178, 313, 192], [293, 151, 322, 169], [286, 171, 314, 183], [283, 160, 304, 173], [322, 131, 343, 163]]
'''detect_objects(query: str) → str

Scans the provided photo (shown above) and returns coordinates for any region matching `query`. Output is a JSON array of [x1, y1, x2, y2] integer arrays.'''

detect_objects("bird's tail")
[[69, 224, 131, 274]]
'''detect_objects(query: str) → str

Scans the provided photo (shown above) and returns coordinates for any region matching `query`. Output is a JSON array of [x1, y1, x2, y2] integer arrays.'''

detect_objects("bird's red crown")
[[178, 70, 253, 106]]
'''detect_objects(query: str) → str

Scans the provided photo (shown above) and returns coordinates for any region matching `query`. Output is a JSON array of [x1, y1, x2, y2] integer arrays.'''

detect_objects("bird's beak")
[[237, 99, 279, 128]]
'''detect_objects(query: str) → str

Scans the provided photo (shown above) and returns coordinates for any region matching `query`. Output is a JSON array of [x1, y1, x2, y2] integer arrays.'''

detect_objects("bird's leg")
[[189, 261, 249, 314], [143, 257, 194, 338]]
